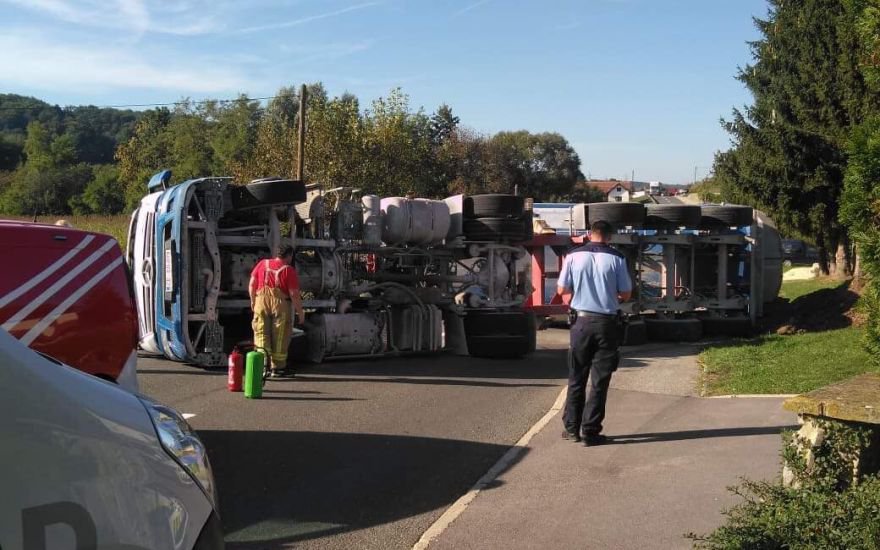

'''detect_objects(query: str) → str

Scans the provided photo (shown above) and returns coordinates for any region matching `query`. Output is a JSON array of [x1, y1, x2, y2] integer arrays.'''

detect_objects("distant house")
[[583, 180, 633, 202]]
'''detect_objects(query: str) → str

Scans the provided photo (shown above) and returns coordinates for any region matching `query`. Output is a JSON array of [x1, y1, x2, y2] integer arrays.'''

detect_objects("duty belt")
[[576, 310, 615, 319]]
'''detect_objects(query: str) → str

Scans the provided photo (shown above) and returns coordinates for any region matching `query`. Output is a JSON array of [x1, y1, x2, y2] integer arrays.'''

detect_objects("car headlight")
[[139, 396, 216, 508]]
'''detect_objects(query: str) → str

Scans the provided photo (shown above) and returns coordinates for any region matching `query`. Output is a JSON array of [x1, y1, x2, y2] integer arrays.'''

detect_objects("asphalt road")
[[137, 333, 569, 549], [652, 195, 683, 204]]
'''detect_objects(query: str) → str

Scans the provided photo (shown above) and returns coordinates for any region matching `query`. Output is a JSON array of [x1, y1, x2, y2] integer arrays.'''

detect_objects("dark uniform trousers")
[[563, 313, 621, 436]]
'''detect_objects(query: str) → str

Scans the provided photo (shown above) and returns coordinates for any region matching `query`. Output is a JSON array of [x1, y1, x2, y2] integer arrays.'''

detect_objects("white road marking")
[[412, 386, 568, 550], [0, 234, 95, 309], [21, 257, 123, 345], [182, 413, 197, 420]]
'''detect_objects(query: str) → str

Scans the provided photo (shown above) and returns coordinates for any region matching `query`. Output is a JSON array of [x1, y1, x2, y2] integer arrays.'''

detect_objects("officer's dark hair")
[[276, 244, 295, 259], [590, 220, 614, 239]]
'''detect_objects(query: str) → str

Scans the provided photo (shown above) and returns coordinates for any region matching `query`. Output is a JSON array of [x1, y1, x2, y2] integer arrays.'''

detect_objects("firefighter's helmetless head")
[[276, 244, 295, 264]]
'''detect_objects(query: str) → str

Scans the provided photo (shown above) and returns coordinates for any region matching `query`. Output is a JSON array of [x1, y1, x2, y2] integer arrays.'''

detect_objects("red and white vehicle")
[[0, 221, 139, 391]]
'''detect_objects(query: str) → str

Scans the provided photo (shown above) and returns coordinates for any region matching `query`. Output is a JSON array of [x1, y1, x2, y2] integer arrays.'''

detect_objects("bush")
[[841, 118, 880, 363], [69, 165, 125, 215], [0, 163, 92, 216], [689, 420, 879, 549]]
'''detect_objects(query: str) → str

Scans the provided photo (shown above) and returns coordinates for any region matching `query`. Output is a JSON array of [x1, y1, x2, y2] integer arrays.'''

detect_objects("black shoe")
[[269, 369, 296, 379], [583, 433, 609, 447], [561, 429, 582, 443]]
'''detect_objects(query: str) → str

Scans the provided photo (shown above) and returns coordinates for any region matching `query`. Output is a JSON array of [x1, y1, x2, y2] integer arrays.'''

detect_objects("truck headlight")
[[139, 396, 216, 507]]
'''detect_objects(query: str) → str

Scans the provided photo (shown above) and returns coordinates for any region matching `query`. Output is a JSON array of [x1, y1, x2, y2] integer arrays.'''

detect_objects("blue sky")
[[0, 0, 768, 184]]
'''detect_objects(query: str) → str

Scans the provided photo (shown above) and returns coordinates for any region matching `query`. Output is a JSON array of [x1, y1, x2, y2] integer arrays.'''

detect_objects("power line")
[[0, 94, 284, 112]]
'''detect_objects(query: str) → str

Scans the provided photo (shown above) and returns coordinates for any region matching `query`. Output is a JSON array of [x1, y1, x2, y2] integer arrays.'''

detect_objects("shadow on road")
[[199, 430, 519, 548], [283, 376, 558, 388], [138, 368, 225, 376], [609, 425, 797, 445], [291, 349, 568, 382]]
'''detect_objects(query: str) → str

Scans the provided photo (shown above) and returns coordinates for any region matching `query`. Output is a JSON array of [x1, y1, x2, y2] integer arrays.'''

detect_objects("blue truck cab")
[[127, 171, 305, 366]]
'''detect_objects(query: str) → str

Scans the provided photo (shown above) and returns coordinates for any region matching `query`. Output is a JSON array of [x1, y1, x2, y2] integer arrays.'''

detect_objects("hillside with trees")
[[0, 86, 586, 217]]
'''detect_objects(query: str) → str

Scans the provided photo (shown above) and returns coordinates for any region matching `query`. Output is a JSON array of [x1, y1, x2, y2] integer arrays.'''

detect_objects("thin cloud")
[[0, 0, 221, 36], [453, 0, 490, 17], [235, 2, 380, 34], [280, 40, 375, 64], [0, 31, 258, 94]]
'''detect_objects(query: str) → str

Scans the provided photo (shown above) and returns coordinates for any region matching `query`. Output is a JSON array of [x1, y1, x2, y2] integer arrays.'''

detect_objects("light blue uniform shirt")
[[558, 243, 633, 315]]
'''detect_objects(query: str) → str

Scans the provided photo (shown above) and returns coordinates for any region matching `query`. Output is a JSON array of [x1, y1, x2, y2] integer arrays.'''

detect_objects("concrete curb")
[[412, 387, 568, 550], [706, 394, 797, 399]]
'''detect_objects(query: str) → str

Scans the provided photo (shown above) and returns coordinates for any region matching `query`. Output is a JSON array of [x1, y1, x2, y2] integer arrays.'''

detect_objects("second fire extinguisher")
[[228, 346, 243, 392]]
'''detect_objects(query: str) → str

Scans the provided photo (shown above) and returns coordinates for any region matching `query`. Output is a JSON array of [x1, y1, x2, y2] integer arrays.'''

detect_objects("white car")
[[0, 328, 223, 549]]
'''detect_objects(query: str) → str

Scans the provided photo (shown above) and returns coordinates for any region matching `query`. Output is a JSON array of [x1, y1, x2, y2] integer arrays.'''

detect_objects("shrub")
[[689, 420, 879, 549], [841, 118, 880, 362]]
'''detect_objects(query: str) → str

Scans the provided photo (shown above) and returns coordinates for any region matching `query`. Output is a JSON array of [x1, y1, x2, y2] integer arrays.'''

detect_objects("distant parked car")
[[782, 239, 806, 260], [0, 328, 222, 549], [0, 220, 139, 391]]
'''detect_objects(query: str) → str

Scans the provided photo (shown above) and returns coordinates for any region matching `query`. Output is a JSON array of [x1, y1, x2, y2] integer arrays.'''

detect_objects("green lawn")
[[700, 278, 874, 395], [779, 276, 843, 301]]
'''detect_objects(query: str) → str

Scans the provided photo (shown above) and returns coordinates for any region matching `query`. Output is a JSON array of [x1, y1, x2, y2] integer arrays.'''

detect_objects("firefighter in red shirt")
[[249, 245, 305, 377]]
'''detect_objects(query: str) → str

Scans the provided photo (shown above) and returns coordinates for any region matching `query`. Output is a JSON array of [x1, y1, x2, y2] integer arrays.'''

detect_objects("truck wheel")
[[699, 205, 754, 228], [587, 203, 646, 227], [465, 310, 536, 358], [700, 316, 753, 338], [644, 205, 702, 229], [467, 335, 532, 358], [464, 194, 525, 219], [644, 317, 703, 342], [463, 218, 527, 242], [231, 178, 306, 210], [622, 318, 647, 346]]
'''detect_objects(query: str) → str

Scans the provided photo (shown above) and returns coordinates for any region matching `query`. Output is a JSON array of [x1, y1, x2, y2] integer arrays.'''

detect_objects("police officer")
[[556, 220, 632, 446]]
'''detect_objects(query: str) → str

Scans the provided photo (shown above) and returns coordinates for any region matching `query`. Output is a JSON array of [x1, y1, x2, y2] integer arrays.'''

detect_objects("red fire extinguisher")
[[228, 346, 243, 392]]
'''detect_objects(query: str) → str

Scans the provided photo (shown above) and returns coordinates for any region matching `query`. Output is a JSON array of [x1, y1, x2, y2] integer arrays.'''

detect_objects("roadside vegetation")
[[0, 87, 591, 219], [700, 278, 873, 396], [6, 215, 129, 245], [690, 420, 880, 549]]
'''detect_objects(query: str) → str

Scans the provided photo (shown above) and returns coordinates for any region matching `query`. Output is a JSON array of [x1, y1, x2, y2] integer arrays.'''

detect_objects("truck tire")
[[463, 218, 527, 242], [464, 310, 531, 336], [699, 205, 754, 228], [467, 335, 532, 358], [700, 316, 753, 338], [465, 310, 536, 358], [645, 317, 703, 342], [231, 178, 306, 210], [622, 318, 647, 347], [464, 194, 525, 219], [588, 203, 646, 227], [644, 205, 702, 229]]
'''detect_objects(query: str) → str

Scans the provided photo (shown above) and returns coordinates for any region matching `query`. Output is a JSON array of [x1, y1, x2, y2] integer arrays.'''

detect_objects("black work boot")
[[582, 433, 609, 447]]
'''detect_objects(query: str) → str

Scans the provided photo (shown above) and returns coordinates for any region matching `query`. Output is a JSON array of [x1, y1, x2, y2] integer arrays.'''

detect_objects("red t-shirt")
[[250, 258, 299, 296]]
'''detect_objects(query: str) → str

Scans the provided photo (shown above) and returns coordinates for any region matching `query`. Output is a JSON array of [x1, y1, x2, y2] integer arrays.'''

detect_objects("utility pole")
[[693, 165, 698, 185], [297, 84, 308, 181]]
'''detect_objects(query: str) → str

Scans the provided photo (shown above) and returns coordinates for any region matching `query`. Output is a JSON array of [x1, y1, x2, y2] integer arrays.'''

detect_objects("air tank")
[[362, 195, 382, 246], [381, 197, 411, 244], [380, 197, 451, 245], [409, 200, 434, 244]]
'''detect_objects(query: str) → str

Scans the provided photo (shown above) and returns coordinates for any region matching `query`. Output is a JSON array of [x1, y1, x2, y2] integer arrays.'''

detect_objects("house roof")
[[583, 180, 633, 195]]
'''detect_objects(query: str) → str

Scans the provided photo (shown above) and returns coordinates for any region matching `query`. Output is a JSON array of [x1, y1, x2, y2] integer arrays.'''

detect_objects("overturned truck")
[[127, 171, 536, 367]]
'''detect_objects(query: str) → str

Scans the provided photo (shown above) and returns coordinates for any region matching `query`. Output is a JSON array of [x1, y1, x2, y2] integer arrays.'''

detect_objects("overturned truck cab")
[[127, 171, 536, 367]]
